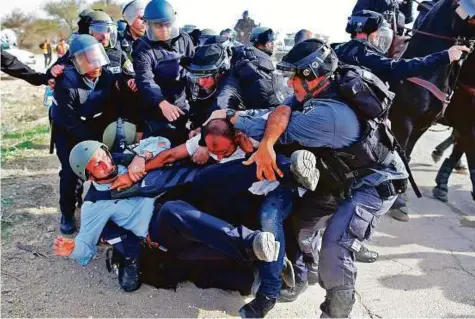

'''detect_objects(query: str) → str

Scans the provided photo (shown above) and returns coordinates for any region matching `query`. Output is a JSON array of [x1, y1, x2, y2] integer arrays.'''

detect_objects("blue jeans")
[[318, 186, 397, 318], [150, 200, 262, 263], [189, 157, 297, 298]]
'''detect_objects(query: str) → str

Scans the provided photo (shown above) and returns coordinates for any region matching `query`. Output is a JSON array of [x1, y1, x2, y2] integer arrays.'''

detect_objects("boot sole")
[[389, 209, 410, 222], [290, 150, 319, 191], [253, 232, 279, 262]]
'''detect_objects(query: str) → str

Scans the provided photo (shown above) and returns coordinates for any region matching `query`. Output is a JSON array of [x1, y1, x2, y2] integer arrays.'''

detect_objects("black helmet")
[[346, 10, 384, 34], [183, 43, 230, 99], [294, 29, 313, 45], [250, 26, 275, 46], [198, 28, 218, 46], [277, 39, 338, 100], [277, 39, 338, 80]]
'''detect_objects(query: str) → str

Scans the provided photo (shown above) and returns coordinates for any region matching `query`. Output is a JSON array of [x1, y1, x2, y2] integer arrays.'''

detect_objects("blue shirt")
[[70, 166, 155, 265], [234, 97, 408, 188], [70, 138, 170, 265]]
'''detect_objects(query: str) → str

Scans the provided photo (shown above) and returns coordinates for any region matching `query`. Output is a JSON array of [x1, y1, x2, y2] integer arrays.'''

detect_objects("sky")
[[1, 0, 358, 42]]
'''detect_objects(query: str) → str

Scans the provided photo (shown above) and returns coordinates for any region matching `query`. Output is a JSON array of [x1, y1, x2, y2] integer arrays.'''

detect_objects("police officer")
[[213, 26, 286, 112], [234, 10, 257, 45], [132, 0, 194, 144], [50, 34, 119, 234], [213, 39, 410, 317], [120, 0, 149, 59], [182, 43, 232, 130], [49, 10, 141, 133], [335, 10, 469, 83], [334, 10, 469, 222]]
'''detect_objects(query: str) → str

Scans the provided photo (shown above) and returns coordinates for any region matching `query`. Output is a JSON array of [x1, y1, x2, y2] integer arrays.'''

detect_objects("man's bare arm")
[[145, 144, 190, 171], [235, 105, 292, 181]]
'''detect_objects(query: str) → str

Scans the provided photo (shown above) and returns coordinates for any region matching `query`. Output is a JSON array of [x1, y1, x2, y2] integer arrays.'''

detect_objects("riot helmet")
[[183, 43, 231, 99], [250, 27, 275, 55], [294, 29, 313, 45], [347, 10, 393, 54], [277, 39, 338, 101], [198, 28, 218, 46], [88, 11, 117, 48], [143, 0, 179, 41], [69, 34, 110, 76], [368, 20, 394, 54]]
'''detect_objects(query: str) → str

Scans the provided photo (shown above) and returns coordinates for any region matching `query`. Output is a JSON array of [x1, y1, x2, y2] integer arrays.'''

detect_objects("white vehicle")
[[1, 29, 37, 65], [4, 47, 37, 65]]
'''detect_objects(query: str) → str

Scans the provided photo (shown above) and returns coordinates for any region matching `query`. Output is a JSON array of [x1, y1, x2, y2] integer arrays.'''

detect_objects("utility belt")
[[375, 178, 408, 200]]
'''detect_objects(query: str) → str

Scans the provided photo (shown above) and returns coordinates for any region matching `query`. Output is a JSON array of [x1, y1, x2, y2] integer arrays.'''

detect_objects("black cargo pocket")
[[348, 206, 375, 241]]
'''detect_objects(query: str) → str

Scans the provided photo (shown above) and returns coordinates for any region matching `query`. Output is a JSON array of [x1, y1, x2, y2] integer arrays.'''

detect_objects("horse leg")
[[405, 108, 442, 159], [390, 107, 414, 152]]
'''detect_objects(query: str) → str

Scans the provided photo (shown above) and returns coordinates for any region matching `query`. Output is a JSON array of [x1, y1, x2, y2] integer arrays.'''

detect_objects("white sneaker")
[[252, 232, 280, 262], [290, 150, 320, 191]]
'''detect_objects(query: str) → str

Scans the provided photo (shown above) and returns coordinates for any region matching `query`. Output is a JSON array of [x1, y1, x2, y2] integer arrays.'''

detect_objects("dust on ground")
[[1, 77, 474, 318]]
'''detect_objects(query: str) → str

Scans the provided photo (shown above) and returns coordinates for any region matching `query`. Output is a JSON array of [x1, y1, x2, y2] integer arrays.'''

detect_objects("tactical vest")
[[106, 47, 124, 75], [231, 46, 281, 109], [136, 35, 189, 109], [292, 69, 403, 198]]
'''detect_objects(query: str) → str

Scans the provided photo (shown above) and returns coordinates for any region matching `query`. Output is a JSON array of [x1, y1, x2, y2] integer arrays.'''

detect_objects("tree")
[[1, 9, 34, 47], [43, 0, 85, 31], [91, 0, 123, 20]]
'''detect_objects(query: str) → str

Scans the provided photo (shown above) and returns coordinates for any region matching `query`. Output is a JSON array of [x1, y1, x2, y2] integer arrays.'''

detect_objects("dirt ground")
[[1, 77, 474, 318]]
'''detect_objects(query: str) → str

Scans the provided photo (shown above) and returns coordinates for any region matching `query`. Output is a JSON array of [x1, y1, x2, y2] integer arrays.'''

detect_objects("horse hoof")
[[389, 208, 410, 222]]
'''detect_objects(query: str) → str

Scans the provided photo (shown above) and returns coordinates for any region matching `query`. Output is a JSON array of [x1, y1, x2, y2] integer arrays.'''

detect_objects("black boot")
[[60, 215, 76, 235], [433, 158, 454, 202], [278, 280, 309, 303], [355, 245, 378, 263], [118, 256, 141, 292], [239, 293, 276, 318]]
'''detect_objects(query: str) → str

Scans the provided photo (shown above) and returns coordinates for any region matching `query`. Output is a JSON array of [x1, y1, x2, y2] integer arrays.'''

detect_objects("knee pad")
[[320, 287, 355, 318]]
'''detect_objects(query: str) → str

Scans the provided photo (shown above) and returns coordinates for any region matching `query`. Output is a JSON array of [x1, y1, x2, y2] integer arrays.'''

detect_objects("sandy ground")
[[1, 78, 474, 318]]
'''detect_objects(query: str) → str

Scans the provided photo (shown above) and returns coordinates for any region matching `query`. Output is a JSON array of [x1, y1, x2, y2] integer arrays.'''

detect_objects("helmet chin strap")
[[301, 76, 331, 101]]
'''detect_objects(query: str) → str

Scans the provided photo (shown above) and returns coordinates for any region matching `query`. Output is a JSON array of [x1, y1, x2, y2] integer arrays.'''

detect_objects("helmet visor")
[[272, 70, 294, 102], [90, 23, 118, 48], [146, 19, 179, 41], [72, 43, 110, 75], [369, 26, 394, 54], [188, 73, 218, 99]]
